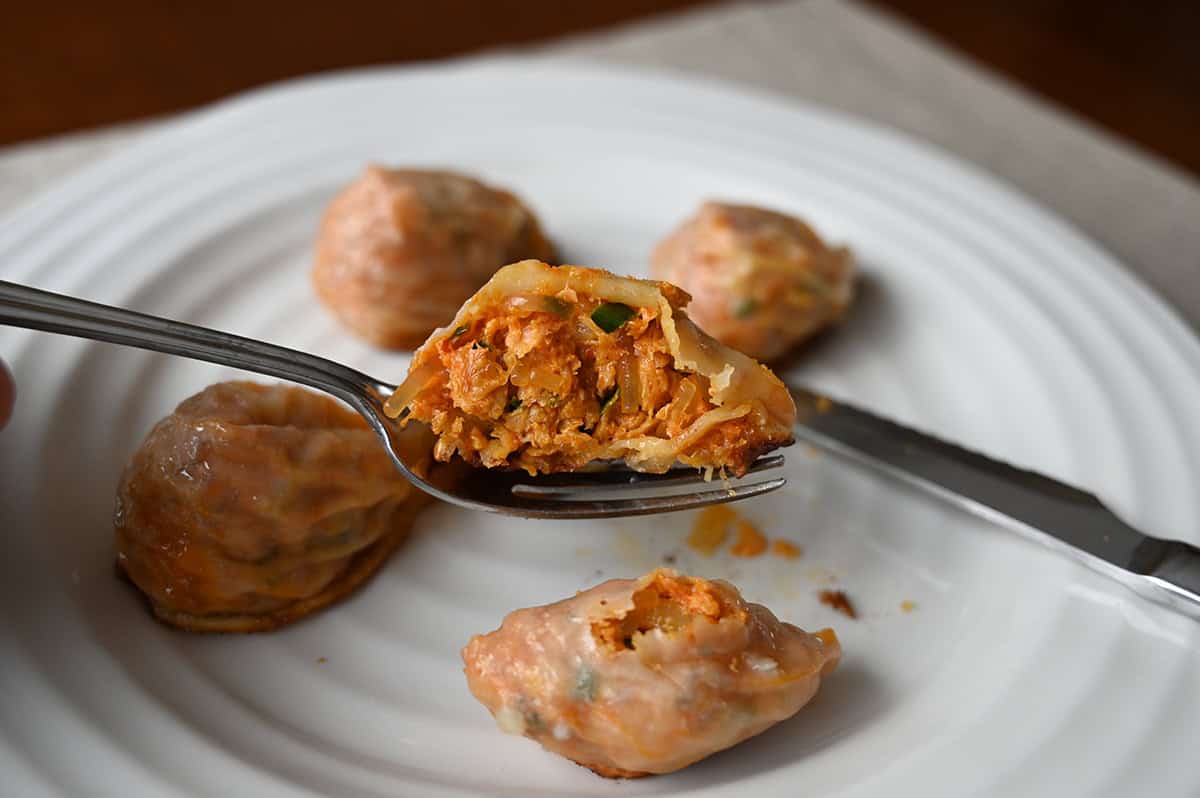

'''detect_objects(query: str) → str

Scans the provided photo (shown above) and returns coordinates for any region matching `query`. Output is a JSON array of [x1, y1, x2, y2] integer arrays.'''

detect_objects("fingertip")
[[0, 360, 14, 430]]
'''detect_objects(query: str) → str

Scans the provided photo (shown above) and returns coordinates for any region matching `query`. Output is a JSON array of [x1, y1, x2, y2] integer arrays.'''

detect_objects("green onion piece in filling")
[[472, 339, 491, 350], [599, 388, 619, 416], [514, 695, 547, 732], [573, 665, 598, 702], [591, 302, 636, 333], [505, 396, 522, 412], [541, 296, 572, 318], [451, 325, 469, 338], [733, 298, 760, 318]]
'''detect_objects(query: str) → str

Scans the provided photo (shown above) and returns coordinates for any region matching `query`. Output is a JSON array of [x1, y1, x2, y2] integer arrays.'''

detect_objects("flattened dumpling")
[[115, 381, 431, 632], [313, 166, 556, 349], [462, 568, 840, 777], [652, 202, 854, 362], [384, 260, 796, 476]]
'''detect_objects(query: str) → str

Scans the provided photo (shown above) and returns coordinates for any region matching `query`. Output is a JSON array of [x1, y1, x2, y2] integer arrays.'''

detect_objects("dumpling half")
[[384, 260, 796, 476]]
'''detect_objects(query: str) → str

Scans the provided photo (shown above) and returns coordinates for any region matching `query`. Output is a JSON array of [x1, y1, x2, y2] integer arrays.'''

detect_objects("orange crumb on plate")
[[687, 505, 735, 555], [730, 519, 767, 557], [900, 600, 916, 613], [818, 589, 857, 619], [770, 538, 803, 559], [815, 396, 833, 413]]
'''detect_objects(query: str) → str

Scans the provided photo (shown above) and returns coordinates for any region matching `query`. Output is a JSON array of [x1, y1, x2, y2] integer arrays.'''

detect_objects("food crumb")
[[317, 656, 328, 664], [805, 445, 820, 458], [900, 600, 916, 613], [770, 538, 803, 559], [662, 553, 677, 564], [687, 505, 736, 555], [818, 589, 857, 619], [730, 519, 768, 557], [815, 396, 833, 413]]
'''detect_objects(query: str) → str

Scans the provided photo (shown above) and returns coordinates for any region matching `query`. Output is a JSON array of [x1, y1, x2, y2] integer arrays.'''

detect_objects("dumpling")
[[115, 381, 432, 632], [384, 260, 796, 477], [652, 202, 855, 362], [462, 568, 841, 778], [312, 166, 556, 349]]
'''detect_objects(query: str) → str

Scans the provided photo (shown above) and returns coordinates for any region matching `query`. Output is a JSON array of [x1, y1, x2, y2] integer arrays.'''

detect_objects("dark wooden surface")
[[869, 0, 1200, 175], [3, 1, 1198, 176], [0, 1, 711, 148]]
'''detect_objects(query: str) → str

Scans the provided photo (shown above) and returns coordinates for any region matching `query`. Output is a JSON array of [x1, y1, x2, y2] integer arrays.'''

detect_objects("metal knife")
[[788, 385, 1200, 620]]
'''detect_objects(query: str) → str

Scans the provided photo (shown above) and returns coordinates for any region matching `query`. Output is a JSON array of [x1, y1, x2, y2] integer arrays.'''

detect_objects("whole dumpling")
[[652, 202, 855, 362], [312, 166, 556, 349], [462, 568, 840, 777], [114, 381, 432, 632]]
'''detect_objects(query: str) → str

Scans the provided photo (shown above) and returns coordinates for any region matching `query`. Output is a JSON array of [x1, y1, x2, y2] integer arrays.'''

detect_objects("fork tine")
[[510, 455, 786, 497], [507, 477, 788, 519], [370, 408, 791, 518]]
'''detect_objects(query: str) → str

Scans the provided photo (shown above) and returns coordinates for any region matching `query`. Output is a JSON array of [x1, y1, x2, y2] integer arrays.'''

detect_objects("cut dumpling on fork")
[[462, 568, 841, 778], [384, 260, 796, 477]]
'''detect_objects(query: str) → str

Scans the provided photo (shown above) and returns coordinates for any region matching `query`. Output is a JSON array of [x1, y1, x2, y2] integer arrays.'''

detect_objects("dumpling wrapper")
[[115, 381, 435, 632], [463, 568, 840, 777], [652, 202, 855, 362], [312, 166, 556, 349]]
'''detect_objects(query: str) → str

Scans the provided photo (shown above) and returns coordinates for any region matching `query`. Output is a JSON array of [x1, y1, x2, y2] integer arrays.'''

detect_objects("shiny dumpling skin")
[[312, 166, 556, 350], [652, 202, 855, 362], [114, 381, 430, 632], [462, 568, 840, 777]]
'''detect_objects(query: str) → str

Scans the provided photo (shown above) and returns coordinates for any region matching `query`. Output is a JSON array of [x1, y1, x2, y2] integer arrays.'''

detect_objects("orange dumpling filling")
[[385, 260, 796, 476]]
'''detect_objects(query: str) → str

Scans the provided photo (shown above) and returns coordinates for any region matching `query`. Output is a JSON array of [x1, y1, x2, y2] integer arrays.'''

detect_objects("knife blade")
[[788, 384, 1200, 620]]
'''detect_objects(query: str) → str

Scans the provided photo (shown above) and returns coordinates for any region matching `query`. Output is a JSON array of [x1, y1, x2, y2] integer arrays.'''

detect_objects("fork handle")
[[0, 280, 389, 404]]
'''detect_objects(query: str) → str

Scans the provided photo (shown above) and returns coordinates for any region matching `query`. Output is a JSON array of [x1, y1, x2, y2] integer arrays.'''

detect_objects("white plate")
[[2, 59, 1199, 798]]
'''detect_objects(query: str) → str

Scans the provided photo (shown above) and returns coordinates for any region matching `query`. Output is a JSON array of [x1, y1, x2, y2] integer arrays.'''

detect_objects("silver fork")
[[0, 280, 786, 518]]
